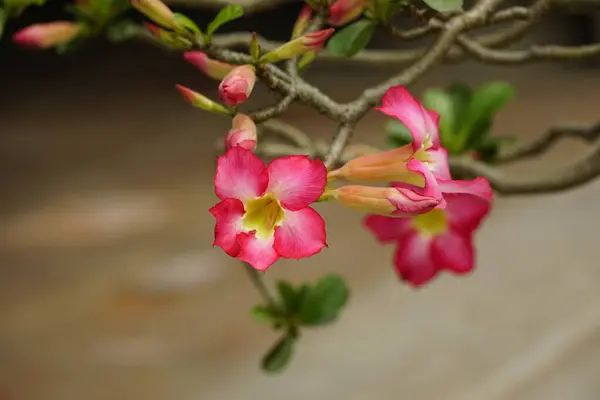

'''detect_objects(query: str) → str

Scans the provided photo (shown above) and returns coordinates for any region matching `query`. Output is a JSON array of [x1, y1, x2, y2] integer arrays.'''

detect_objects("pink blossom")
[[218, 65, 256, 107], [13, 22, 81, 49], [364, 177, 493, 287], [184, 51, 236, 80], [329, 0, 368, 27], [210, 147, 328, 271], [225, 114, 257, 151]]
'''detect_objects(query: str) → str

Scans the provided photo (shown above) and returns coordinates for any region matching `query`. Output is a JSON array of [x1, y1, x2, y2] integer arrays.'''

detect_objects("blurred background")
[[1, 1, 600, 399]]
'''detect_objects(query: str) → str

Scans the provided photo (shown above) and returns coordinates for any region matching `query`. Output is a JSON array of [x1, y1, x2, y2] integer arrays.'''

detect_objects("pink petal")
[[438, 178, 493, 234], [237, 232, 279, 271], [394, 231, 439, 287], [431, 230, 474, 274], [274, 207, 327, 259], [266, 156, 327, 210], [363, 214, 413, 243], [215, 147, 268, 201], [389, 159, 445, 216], [375, 86, 439, 153], [427, 147, 451, 180], [209, 198, 245, 257]]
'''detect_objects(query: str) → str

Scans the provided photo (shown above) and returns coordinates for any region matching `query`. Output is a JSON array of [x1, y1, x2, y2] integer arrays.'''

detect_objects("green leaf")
[[459, 81, 514, 149], [105, 20, 138, 43], [386, 119, 413, 148], [261, 335, 295, 373], [445, 83, 472, 133], [326, 19, 375, 58], [298, 274, 349, 326], [173, 13, 202, 36], [422, 0, 463, 12], [206, 4, 244, 37], [422, 88, 456, 148], [250, 304, 283, 325], [277, 281, 309, 315]]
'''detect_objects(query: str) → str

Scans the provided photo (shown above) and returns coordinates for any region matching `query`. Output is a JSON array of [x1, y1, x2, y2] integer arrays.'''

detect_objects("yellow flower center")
[[412, 209, 448, 236], [242, 193, 285, 239]]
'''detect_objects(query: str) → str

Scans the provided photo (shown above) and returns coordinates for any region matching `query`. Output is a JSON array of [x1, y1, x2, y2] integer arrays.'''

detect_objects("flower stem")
[[243, 262, 277, 307]]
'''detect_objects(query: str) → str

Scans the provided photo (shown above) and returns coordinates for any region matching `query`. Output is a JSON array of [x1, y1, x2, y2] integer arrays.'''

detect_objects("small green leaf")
[[261, 335, 295, 373], [459, 81, 514, 149], [422, 0, 463, 12], [298, 274, 349, 325], [105, 20, 138, 43], [277, 281, 309, 315], [445, 83, 472, 133], [250, 305, 283, 325], [386, 119, 413, 148], [326, 19, 375, 58], [422, 88, 456, 148], [206, 4, 244, 37], [173, 13, 202, 36]]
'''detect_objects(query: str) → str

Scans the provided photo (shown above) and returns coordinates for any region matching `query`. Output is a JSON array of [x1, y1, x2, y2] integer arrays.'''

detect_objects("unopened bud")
[[292, 4, 313, 39], [184, 52, 236, 80], [145, 22, 191, 49], [175, 84, 232, 116], [131, 0, 176, 29], [12, 22, 82, 49], [259, 28, 334, 64], [329, 0, 368, 26], [218, 65, 256, 107], [225, 114, 257, 151]]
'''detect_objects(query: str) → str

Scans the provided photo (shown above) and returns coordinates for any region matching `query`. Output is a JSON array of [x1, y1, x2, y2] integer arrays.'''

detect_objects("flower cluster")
[[328, 86, 493, 287]]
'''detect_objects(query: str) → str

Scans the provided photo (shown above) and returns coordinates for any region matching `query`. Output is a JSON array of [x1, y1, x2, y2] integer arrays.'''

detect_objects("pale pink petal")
[[363, 214, 413, 243], [427, 147, 451, 180], [375, 86, 438, 153], [389, 159, 445, 216], [274, 207, 327, 259], [431, 231, 474, 274], [215, 147, 268, 201], [237, 232, 279, 271], [209, 198, 245, 257], [438, 177, 493, 234], [266, 156, 327, 210], [394, 231, 439, 287]]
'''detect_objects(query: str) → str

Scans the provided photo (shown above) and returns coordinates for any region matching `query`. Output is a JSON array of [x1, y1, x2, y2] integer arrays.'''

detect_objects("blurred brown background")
[[1, 2, 600, 399]]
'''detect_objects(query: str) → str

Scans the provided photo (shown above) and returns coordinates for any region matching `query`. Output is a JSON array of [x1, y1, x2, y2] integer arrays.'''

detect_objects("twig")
[[497, 122, 600, 164], [243, 263, 277, 307], [248, 93, 296, 123], [324, 123, 356, 168], [260, 119, 315, 151]]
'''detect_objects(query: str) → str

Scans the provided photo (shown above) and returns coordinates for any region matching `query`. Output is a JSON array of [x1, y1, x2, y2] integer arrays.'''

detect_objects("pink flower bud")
[[131, 0, 175, 29], [259, 28, 334, 64], [12, 22, 82, 49], [184, 52, 236, 80], [175, 84, 232, 116], [225, 114, 257, 151], [292, 4, 313, 39], [144, 22, 191, 49], [218, 65, 256, 107], [329, 0, 368, 26]]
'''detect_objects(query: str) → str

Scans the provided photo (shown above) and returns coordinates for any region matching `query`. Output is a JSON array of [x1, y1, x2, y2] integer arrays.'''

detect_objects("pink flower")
[[259, 28, 334, 64], [329, 86, 450, 190], [292, 4, 313, 38], [364, 177, 493, 287], [226, 114, 257, 151], [329, 0, 368, 26], [218, 65, 256, 107], [184, 51, 236, 80], [302, 28, 335, 51], [210, 147, 328, 271], [12, 22, 82, 49]]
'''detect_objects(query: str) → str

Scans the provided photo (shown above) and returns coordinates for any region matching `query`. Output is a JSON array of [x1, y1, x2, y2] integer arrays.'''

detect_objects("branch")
[[260, 118, 315, 151], [497, 122, 600, 164], [324, 123, 356, 168], [248, 93, 296, 123]]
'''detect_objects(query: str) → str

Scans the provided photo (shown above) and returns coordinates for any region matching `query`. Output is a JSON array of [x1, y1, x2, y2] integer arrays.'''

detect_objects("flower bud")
[[218, 65, 256, 107], [225, 114, 257, 151], [328, 0, 368, 26], [259, 28, 334, 64], [175, 84, 232, 116], [12, 22, 82, 49], [333, 184, 441, 217], [328, 145, 417, 183], [131, 0, 175, 29], [184, 52, 236, 80], [292, 4, 313, 39], [145, 22, 191, 49]]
